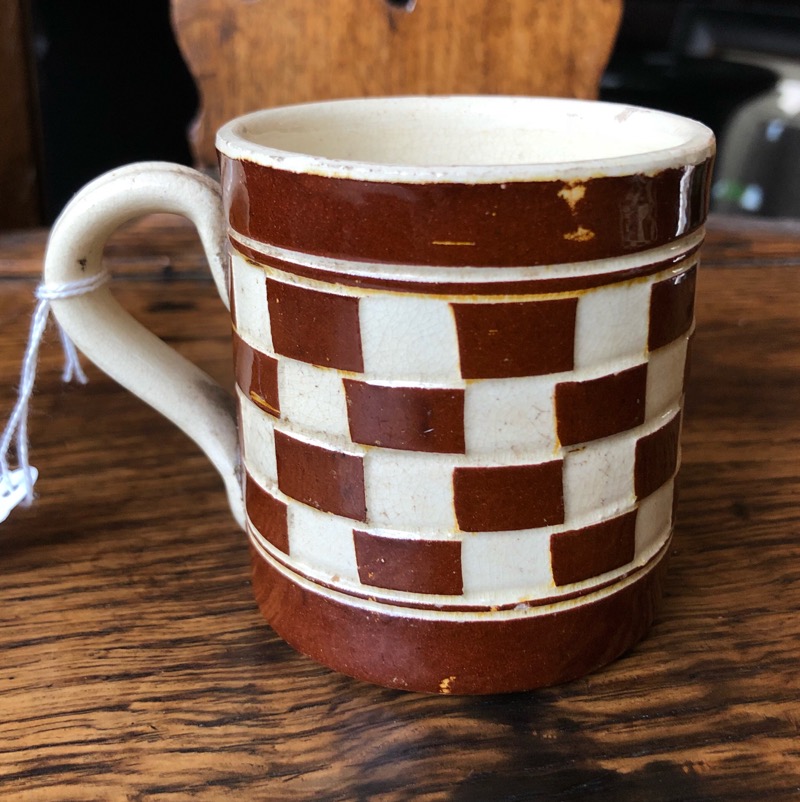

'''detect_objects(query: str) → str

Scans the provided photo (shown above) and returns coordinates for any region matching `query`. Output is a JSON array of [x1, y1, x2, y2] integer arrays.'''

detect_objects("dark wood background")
[[1, 215, 799, 800]]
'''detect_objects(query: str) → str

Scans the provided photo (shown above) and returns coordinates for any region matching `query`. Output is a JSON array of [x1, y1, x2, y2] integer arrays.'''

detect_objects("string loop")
[[0, 269, 109, 511]]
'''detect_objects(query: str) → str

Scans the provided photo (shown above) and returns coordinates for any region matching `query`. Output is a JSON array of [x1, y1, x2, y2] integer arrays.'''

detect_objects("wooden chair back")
[[171, 0, 623, 167]]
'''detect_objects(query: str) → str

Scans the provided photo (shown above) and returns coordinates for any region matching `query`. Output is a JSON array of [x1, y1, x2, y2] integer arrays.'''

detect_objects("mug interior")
[[217, 96, 714, 181]]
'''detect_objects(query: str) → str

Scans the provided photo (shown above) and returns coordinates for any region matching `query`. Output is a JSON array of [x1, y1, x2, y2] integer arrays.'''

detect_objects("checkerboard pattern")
[[232, 246, 695, 608]]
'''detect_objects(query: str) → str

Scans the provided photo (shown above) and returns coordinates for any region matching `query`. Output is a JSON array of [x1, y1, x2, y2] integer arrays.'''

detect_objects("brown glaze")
[[274, 430, 367, 521], [452, 298, 577, 379], [266, 277, 364, 372], [556, 364, 647, 446], [250, 543, 668, 694], [353, 531, 463, 596], [635, 412, 682, 500], [230, 238, 701, 296], [453, 461, 564, 532], [232, 333, 280, 416], [343, 380, 465, 453], [649, 265, 697, 350], [223, 157, 713, 267], [245, 473, 289, 553], [550, 510, 637, 586]]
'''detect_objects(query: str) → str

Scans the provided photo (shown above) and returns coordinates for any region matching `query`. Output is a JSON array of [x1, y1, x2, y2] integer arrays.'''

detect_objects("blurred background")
[[2, 0, 800, 229]]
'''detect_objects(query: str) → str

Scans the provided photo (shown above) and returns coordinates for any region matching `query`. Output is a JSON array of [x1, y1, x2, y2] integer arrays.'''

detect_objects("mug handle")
[[43, 162, 245, 528]]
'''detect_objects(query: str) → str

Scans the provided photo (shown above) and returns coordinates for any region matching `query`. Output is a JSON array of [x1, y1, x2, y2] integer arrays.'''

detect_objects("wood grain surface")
[[171, 0, 623, 166], [1, 214, 799, 800]]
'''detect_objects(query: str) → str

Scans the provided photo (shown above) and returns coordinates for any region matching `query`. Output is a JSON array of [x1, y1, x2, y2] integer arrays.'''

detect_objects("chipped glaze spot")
[[558, 182, 587, 212], [563, 226, 596, 242]]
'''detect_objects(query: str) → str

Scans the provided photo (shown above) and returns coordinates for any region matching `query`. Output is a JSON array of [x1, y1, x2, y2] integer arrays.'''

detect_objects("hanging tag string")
[[0, 270, 110, 509]]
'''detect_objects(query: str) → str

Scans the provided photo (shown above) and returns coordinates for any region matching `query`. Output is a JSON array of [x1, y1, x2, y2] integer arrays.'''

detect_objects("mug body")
[[216, 96, 714, 694]]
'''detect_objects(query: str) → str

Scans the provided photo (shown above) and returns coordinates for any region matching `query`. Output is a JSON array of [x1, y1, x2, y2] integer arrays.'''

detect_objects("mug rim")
[[216, 95, 715, 184]]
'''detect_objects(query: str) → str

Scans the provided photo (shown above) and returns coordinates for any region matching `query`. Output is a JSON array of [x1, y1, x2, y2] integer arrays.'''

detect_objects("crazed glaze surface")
[[217, 96, 715, 694]]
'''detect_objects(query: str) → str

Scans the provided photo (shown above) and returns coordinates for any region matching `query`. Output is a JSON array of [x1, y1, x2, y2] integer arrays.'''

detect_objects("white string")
[[0, 269, 109, 510]]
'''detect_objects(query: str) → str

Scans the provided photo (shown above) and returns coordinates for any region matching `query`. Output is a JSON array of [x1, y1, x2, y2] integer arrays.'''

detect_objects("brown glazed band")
[[230, 236, 701, 296], [222, 157, 713, 268], [250, 541, 669, 694]]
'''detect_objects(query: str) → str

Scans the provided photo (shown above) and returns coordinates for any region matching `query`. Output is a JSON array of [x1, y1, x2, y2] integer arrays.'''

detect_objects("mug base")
[[249, 542, 668, 695]]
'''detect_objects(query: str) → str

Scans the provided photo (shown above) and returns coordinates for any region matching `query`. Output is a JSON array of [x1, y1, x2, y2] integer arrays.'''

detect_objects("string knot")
[[0, 269, 110, 517], [35, 270, 109, 302]]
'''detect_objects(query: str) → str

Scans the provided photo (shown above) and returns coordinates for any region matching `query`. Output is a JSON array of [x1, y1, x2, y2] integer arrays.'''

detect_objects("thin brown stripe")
[[230, 237, 702, 296], [224, 157, 712, 268]]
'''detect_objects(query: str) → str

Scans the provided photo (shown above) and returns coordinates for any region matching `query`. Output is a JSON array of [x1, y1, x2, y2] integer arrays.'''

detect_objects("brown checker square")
[[266, 277, 364, 371], [451, 297, 578, 379], [555, 364, 647, 447], [453, 461, 564, 532], [245, 472, 289, 554], [550, 510, 637, 586], [274, 430, 367, 521], [353, 531, 463, 595], [233, 333, 280, 417], [649, 266, 697, 350], [635, 412, 682, 500], [344, 380, 465, 453]]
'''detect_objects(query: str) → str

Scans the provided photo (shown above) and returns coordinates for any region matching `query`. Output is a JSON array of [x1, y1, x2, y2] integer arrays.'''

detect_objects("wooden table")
[[1, 214, 799, 800]]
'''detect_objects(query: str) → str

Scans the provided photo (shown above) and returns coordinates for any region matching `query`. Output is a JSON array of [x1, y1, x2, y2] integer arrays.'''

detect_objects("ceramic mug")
[[44, 97, 715, 694]]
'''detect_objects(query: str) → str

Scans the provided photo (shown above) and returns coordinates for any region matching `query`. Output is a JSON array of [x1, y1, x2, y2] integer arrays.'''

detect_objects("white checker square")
[[563, 434, 636, 523], [461, 530, 553, 600], [231, 251, 272, 349], [287, 502, 360, 582], [363, 450, 456, 532], [635, 478, 674, 559], [574, 280, 651, 369], [464, 376, 557, 457], [646, 336, 689, 419], [278, 358, 350, 440], [359, 294, 461, 380], [238, 389, 278, 488]]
